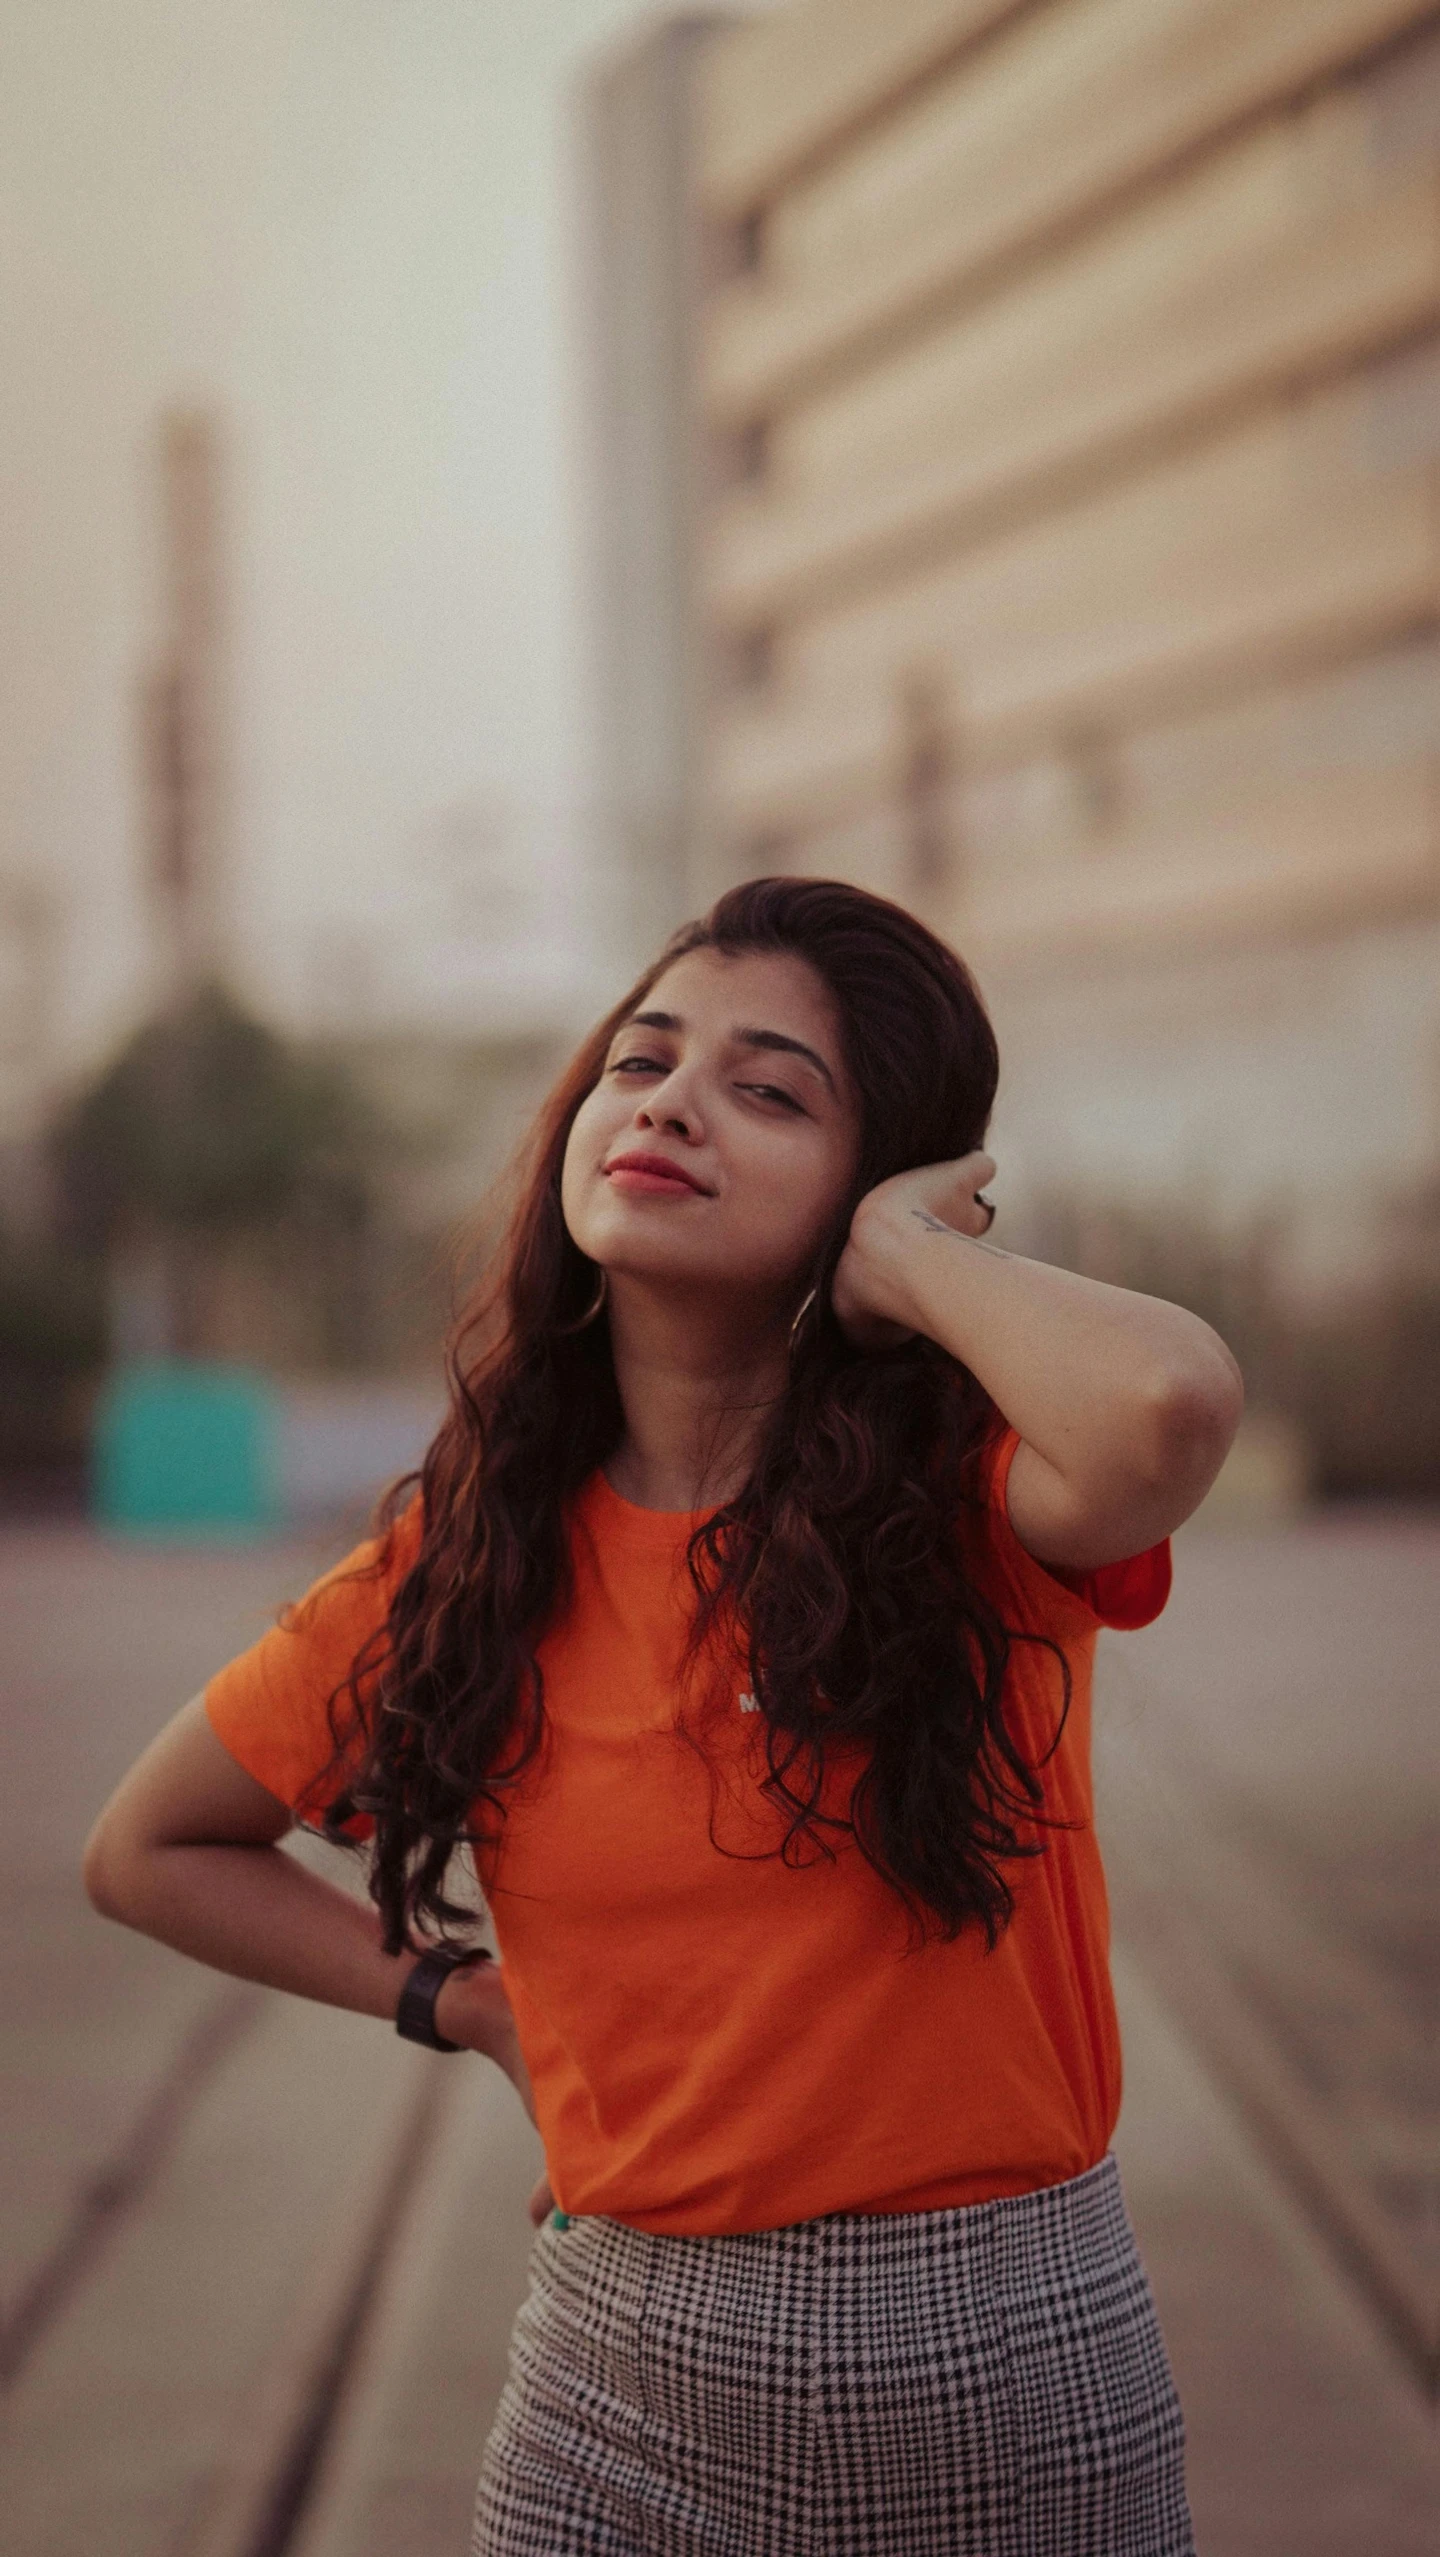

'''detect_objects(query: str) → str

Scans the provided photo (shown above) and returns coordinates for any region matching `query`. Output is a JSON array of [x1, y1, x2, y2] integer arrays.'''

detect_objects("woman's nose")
[[636, 1071, 699, 1138], [638, 1096, 693, 1136]]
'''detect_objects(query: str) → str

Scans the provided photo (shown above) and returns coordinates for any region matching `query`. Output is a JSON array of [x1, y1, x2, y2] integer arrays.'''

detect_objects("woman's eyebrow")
[[622, 1008, 838, 1096], [734, 1026, 837, 1095]]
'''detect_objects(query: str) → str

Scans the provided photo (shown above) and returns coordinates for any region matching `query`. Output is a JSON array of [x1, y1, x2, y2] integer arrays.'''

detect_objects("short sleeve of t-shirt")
[[977, 1423, 1172, 1634], [204, 1504, 421, 1824]]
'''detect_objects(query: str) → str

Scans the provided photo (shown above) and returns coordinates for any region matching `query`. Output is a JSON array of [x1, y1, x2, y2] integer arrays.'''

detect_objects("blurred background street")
[[2, 0, 1437, 2550]]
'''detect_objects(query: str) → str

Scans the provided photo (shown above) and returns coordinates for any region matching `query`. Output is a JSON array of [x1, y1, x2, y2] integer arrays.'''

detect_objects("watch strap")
[[396, 1943, 491, 2051]]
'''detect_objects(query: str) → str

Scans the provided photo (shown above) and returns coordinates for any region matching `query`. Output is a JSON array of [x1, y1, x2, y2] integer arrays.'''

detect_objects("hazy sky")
[[0, 0, 688, 1097]]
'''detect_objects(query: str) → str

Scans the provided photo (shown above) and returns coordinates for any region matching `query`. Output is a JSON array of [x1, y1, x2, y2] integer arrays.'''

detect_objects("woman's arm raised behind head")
[[835, 1156, 1244, 1568]]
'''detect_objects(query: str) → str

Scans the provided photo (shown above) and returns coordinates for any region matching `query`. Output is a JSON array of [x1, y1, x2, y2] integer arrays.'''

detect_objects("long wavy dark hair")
[[322, 877, 1068, 1953]]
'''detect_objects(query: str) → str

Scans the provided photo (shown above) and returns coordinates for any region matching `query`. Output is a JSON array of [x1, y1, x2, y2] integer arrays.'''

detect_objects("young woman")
[[86, 877, 1241, 2556]]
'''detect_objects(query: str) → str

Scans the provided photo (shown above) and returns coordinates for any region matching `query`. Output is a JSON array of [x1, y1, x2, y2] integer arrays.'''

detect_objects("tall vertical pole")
[[143, 407, 227, 1001], [579, 19, 720, 978], [123, 407, 230, 1357]]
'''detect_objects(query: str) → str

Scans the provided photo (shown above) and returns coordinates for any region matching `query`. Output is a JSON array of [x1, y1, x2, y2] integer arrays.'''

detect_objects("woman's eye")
[[608, 1056, 802, 1112]]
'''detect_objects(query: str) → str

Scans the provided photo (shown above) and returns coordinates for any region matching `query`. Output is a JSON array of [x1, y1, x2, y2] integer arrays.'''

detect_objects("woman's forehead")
[[640, 945, 839, 1043]]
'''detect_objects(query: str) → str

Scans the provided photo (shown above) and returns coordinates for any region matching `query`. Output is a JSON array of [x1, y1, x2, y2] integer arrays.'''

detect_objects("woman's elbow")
[[1143, 1337, 1245, 1502], [82, 1805, 145, 1926]]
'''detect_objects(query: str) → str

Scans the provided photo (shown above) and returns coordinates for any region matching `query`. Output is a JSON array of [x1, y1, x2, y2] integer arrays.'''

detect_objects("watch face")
[[398, 1952, 452, 2047], [397, 1944, 488, 2048]]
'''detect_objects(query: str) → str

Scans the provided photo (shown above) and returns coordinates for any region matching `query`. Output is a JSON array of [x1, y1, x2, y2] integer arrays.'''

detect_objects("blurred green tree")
[[55, 980, 373, 1244], [0, 1221, 107, 1480], [46, 981, 388, 1374]]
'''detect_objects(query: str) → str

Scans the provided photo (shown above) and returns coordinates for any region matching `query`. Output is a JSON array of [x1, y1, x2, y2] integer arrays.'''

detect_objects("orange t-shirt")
[[206, 1426, 1169, 2235]]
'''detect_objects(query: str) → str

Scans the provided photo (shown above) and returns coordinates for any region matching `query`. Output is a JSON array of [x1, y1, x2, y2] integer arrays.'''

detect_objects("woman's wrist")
[[430, 1954, 503, 2053], [848, 1193, 988, 1339], [842, 1200, 914, 1329], [834, 1153, 999, 1349]]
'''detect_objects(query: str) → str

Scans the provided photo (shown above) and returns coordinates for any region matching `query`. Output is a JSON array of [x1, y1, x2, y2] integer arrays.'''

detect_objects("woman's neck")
[[602, 1278, 790, 1512]]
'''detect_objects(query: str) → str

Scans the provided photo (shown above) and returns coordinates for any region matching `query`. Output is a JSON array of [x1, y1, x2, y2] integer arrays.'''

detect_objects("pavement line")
[[174, 2047, 447, 2557], [1111, 1879, 1437, 2398], [0, 1981, 263, 2393]]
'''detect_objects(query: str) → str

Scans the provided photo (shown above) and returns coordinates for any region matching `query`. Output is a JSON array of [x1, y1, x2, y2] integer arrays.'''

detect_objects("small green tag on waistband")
[[550, 2208, 572, 2231]]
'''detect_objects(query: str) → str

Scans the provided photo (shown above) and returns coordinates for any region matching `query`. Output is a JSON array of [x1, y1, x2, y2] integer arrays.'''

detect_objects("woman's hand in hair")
[[832, 1153, 998, 1348]]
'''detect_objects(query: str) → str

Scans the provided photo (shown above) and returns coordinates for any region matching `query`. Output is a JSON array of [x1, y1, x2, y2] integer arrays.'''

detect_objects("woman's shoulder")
[[281, 1491, 425, 1640], [204, 1493, 425, 1818]]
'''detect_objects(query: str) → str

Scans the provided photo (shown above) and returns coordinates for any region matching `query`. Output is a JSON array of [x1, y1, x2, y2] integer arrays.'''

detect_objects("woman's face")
[[561, 946, 861, 1308]]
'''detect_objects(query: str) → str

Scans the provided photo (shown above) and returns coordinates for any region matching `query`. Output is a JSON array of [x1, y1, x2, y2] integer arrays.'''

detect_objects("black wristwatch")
[[396, 1943, 492, 2051]]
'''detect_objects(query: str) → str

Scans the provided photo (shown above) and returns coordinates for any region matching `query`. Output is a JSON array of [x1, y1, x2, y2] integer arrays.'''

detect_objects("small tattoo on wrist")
[[910, 1206, 1005, 1255]]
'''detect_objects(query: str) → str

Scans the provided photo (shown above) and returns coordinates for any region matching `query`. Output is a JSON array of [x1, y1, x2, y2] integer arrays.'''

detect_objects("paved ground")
[[1091, 1518, 1436, 2549], [0, 1510, 1434, 2556]]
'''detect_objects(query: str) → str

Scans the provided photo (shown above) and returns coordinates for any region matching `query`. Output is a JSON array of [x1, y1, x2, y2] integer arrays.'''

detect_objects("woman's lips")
[[603, 1153, 711, 1197], [607, 1168, 698, 1196]]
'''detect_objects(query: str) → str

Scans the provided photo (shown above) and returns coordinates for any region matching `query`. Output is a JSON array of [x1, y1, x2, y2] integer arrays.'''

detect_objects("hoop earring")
[[559, 1268, 608, 1334], [788, 1286, 817, 1352]]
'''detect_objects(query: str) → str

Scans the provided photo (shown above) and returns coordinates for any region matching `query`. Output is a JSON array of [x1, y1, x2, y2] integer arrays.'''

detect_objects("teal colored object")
[[550, 2209, 573, 2231], [93, 1360, 281, 1538]]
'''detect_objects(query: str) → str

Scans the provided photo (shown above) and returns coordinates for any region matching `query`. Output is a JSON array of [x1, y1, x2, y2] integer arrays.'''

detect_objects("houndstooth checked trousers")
[[472, 2153, 1194, 2556]]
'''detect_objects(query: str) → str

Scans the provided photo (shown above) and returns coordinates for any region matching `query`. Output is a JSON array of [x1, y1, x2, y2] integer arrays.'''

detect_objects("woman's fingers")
[[528, 2172, 555, 2226], [934, 1153, 997, 1236]]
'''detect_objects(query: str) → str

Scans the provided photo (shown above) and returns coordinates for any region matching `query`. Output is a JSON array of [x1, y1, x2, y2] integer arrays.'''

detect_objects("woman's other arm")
[[833, 1153, 1244, 1568], [82, 1697, 532, 2109]]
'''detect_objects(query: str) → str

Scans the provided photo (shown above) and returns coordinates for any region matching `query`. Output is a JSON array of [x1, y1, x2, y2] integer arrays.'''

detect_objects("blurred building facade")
[[589, 0, 1440, 1304]]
